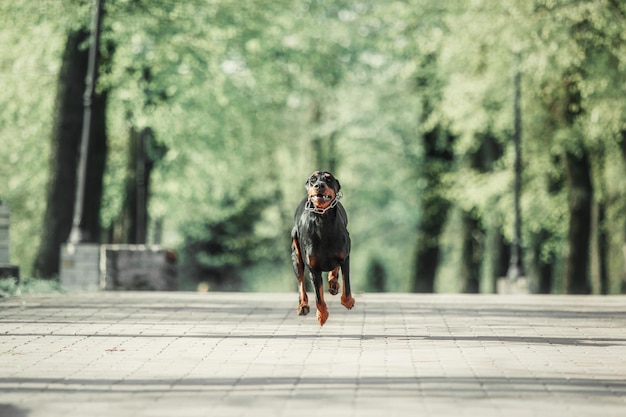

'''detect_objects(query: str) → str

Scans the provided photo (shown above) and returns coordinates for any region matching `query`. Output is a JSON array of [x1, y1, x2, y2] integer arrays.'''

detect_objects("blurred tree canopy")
[[1, 0, 625, 293]]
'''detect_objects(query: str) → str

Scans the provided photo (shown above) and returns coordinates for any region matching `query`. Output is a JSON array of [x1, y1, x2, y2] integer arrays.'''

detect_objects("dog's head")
[[305, 171, 341, 210]]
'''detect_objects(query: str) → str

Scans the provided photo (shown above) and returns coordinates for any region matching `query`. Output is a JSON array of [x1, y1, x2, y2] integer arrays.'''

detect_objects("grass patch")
[[0, 277, 63, 298]]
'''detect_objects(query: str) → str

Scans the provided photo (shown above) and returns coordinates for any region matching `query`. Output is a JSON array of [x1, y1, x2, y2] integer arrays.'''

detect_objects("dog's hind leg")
[[328, 267, 340, 296]]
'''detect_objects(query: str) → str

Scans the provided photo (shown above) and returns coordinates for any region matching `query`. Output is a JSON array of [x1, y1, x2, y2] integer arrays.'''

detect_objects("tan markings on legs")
[[315, 283, 328, 325], [341, 294, 355, 310], [341, 269, 355, 310], [328, 267, 340, 296], [293, 238, 309, 316]]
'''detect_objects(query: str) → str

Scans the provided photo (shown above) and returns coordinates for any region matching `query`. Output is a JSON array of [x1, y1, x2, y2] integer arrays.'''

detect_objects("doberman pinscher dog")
[[291, 171, 355, 325]]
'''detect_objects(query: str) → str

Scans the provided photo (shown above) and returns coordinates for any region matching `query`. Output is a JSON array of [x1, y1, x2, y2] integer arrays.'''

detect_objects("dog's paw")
[[297, 304, 310, 316], [316, 304, 329, 326], [328, 278, 340, 296], [341, 295, 355, 310]]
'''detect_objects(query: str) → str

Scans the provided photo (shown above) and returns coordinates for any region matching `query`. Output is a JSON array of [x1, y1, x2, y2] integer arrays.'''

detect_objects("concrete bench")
[[60, 243, 177, 291], [0, 204, 20, 281]]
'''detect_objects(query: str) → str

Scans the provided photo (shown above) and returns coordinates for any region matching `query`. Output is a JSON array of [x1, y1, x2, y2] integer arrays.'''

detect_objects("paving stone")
[[1, 293, 626, 416]]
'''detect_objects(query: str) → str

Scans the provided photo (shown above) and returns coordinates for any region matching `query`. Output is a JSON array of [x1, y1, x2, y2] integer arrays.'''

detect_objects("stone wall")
[[60, 244, 101, 291], [0, 205, 20, 280], [0, 205, 8, 264], [60, 244, 177, 291], [103, 245, 177, 291]]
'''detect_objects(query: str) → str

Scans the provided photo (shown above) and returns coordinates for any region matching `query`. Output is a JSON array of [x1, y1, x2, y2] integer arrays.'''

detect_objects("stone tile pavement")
[[1, 292, 625, 417]]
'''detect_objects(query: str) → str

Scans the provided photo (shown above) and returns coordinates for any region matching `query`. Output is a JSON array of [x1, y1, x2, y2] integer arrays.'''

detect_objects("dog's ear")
[[335, 178, 341, 192]]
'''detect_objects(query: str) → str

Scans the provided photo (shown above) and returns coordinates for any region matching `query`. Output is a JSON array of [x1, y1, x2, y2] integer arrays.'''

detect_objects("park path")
[[1, 292, 626, 417]]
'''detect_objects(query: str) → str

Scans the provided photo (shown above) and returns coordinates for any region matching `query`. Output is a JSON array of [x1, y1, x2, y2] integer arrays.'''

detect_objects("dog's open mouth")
[[310, 194, 333, 203]]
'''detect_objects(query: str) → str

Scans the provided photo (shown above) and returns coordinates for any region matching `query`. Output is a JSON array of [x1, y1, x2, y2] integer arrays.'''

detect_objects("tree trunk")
[[596, 202, 609, 294], [460, 211, 481, 293], [531, 229, 554, 294], [620, 130, 626, 293], [484, 227, 510, 293], [412, 128, 454, 292], [366, 258, 387, 292], [33, 28, 108, 278], [82, 88, 108, 241], [563, 149, 593, 294], [413, 241, 443, 293], [33, 29, 89, 278], [119, 127, 157, 244], [470, 133, 505, 292]]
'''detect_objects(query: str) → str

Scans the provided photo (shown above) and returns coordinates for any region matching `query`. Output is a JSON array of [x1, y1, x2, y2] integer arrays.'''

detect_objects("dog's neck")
[[304, 196, 339, 215]]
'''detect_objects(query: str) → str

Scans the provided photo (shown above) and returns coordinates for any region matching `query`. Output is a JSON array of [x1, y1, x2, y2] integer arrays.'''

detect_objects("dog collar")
[[304, 192, 342, 215]]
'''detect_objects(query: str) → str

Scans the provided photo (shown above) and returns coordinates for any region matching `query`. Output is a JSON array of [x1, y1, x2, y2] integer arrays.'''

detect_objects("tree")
[[33, 26, 109, 278], [5, 0, 626, 293], [412, 128, 454, 292], [563, 148, 593, 294], [108, 126, 164, 244]]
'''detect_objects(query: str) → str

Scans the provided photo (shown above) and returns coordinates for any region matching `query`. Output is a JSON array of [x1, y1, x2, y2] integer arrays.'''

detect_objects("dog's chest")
[[298, 212, 349, 258]]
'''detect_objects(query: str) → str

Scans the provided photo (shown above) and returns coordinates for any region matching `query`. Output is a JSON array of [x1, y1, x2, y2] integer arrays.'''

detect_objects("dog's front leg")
[[340, 256, 355, 310], [310, 269, 328, 325], [292, 237, 309, 316]]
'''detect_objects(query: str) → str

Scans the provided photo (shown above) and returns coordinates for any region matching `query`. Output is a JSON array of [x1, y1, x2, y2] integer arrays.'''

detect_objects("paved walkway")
[[1, 292, 625, 417]]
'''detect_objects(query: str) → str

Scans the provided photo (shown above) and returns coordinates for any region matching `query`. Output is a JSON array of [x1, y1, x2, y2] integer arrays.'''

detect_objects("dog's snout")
[[314, 182, 326, 191]]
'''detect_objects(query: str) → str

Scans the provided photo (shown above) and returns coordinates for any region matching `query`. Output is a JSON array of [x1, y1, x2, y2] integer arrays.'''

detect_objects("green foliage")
[[2, 0, 626, 292], [0, 2, 95, 277], [0, 277, 62, 298]]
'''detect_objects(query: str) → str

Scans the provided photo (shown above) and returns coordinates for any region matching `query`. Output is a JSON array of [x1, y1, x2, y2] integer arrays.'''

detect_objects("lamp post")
[[69, 0, 103, 244]]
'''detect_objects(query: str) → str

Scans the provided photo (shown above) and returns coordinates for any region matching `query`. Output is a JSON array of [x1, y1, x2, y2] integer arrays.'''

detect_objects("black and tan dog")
[[291, 171, 355, 325]]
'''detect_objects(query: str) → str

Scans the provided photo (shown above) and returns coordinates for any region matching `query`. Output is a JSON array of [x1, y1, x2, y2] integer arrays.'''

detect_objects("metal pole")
[[69, 0, 103, 244], [507, 62, 525, 280]]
